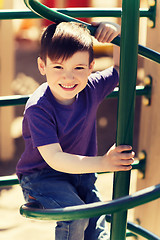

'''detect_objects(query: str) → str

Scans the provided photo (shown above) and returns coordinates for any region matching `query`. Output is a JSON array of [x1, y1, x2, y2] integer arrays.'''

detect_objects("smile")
[[59, 84, 78, 90]]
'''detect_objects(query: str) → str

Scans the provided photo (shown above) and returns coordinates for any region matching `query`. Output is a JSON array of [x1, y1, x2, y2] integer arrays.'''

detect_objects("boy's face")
[[38, 51, 94, 105]]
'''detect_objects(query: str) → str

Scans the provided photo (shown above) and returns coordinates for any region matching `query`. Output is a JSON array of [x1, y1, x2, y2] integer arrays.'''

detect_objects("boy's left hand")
[[92, 22, 121, 43]]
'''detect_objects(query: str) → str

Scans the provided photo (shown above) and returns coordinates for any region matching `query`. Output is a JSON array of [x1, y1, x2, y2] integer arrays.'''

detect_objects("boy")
[[16, 21, 135, 240]]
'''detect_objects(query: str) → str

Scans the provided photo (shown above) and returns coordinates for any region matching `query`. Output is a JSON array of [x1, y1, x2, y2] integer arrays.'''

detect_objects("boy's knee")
[[56, 218, 89, 239], [71, 218, 89, 231], [57, 218, 89, 231]]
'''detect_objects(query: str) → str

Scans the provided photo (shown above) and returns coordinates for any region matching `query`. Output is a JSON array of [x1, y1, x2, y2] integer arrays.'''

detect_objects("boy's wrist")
[[98, 154, 109, 173], [113, 65, 119, 75]]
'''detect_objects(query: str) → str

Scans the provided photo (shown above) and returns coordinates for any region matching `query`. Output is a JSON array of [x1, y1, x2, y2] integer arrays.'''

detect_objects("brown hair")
[[39, 22, 94, 64]]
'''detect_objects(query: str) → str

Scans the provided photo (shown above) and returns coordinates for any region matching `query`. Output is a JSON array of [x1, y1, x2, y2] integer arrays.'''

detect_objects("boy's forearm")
[[38, 144, 103, 174], [49, 151, 103, 174]]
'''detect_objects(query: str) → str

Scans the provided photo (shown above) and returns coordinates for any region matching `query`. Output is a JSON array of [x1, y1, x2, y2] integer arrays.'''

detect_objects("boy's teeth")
[[60, 84, 76, 89]]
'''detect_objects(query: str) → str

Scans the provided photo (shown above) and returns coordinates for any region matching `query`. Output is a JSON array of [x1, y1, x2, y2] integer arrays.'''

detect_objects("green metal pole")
[[110, 0, 140, 239]]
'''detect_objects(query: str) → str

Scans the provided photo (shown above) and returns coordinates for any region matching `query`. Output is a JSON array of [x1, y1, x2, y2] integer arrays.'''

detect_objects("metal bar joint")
[[148, 0, 157, 28]]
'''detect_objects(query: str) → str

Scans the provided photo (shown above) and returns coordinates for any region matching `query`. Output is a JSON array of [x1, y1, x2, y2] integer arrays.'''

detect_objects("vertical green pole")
[[110, 0, 140, 240]]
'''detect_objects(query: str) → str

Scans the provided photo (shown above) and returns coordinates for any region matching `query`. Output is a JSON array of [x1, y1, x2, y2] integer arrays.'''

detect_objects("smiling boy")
[[38, 51, 93, 106], [16, 22, 134, 240]]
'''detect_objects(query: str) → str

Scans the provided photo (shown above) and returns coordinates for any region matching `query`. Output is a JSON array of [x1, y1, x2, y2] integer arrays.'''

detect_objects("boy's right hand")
[[102, 144, 135, 172], [92, 22, 121, 43]]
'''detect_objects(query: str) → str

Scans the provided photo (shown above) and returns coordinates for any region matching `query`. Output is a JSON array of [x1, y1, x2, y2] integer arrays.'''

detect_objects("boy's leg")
[[77, 174, 109, 240], [56, 219, 89, 240], [84, 215, 109, 240], [20, 170, 89, 240]]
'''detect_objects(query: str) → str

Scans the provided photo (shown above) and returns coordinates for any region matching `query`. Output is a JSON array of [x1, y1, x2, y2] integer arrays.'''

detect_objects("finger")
[[97, 27, 114, 43], [114, 164, 132, 172], [120, 165, 133, 171], [100, 30, 114, 43], [116, 145, 132, 153], [107, 32, 118, 43], [120, 158, 134, 165], [120, 151, 135, 160], [91, 22, 100, 26], [94, 23, 110, 41], [94, 25, 105, 40]]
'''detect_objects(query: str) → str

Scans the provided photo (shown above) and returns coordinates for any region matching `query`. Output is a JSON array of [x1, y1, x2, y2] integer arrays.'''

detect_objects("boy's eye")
[[53, 66, 63, 69], [75, 66, 85, 70]]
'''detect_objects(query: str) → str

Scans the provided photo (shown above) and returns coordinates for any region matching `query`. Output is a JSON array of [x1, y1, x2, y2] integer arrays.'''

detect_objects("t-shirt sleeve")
[[88, 66, 119, 103], [24, 106, 59, 148]]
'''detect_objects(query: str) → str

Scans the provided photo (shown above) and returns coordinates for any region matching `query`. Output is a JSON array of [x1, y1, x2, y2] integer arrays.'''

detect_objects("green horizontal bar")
[[20, 184, 160, 221], [0, 175, 19, 187], [0, 95, 30, 107], [108, 85, 151, 99], [0, 86, 150, 107], [0, 8, 151, 20]]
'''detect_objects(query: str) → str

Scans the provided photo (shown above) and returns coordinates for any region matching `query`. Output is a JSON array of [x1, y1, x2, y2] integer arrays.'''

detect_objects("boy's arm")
[[92, 22, 121, 74], [38, 143, 134, 174]]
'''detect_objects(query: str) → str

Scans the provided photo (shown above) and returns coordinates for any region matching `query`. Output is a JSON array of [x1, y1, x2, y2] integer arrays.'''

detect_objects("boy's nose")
[[64, 71, 74, 80]]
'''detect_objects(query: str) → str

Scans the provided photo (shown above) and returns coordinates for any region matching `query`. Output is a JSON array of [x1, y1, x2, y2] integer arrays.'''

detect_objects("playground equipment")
[[0, 0, 160, 239], [134, 0, 160, 236]]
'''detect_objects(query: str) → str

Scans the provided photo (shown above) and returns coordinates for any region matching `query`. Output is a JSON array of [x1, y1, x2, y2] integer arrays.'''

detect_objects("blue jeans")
[[20, 169, 109, 240]]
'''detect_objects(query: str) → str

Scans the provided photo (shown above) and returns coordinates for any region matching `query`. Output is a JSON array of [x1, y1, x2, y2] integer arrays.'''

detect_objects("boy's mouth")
[[59, 84, 78, 90]]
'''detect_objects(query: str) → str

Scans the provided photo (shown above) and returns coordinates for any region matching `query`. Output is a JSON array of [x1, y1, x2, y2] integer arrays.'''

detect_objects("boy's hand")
[[102, 144, 135, 172], [92, 22, 121, 43]]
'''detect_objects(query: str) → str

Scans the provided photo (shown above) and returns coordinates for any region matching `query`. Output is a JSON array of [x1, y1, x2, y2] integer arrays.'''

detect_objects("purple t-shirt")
[[16, 67, 118, 178]]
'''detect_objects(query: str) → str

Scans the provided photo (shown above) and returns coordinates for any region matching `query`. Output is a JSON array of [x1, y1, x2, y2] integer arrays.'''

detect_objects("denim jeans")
[[20, 169, 109, 240]]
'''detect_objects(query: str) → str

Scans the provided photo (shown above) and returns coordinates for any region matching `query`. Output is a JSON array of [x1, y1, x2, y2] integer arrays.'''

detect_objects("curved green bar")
[[112, 37, 160, 64], [24, 0, 96, 35], [23, 0, 160, 64], [127, 222, 160, 240], [20, 184, 160, 221], [106, 215, 160, 240], [138, 44, 160, 64]]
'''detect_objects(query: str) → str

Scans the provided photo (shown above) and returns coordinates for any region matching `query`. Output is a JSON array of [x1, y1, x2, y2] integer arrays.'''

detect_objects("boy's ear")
[[37, 57, 46, 75], [89, 60, 95, 73]]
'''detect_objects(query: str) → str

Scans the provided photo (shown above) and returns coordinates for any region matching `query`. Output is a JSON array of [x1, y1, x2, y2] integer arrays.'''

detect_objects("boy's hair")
[[40, 22, 94, 64]]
